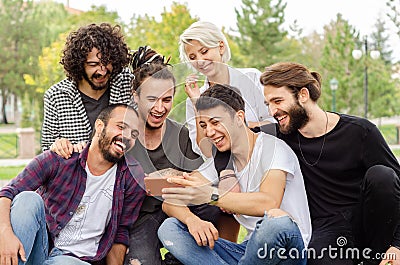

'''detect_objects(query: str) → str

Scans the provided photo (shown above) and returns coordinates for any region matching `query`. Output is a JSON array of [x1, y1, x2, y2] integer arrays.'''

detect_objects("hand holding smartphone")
[[144, 168, 184, 196]]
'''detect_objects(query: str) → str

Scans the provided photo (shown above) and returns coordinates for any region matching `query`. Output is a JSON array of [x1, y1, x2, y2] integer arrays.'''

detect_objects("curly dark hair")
[[60, 23, 131, 82]]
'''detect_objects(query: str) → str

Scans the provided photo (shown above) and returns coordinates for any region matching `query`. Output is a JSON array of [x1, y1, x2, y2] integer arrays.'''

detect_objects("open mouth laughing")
[[112, 136, 130, 154], [149, 111, 166, 122], [212, 136, 225, 148]]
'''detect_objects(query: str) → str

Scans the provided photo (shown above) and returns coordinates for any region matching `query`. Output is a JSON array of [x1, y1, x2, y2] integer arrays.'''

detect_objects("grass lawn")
[[0, 133, 18, 158], [393, 149, 400, 157], [0, 166, 24, 179], [378, 124, 398, 145]]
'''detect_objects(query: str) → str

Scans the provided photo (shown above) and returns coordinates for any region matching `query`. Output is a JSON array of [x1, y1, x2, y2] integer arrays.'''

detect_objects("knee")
[[364, 165, 399, 191], [157, 217, 180, 242], [12, 191, 44, 214], [254, 213, 299, 241], [267, 208, 289, 218], [259, 209, 293, 234]]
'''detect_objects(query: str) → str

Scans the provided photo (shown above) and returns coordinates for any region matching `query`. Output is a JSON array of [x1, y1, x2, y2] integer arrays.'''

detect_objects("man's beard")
[[276, 101, 309, 134], [98, 129, 131, 163], [83, 72, 110, 91], [145, 121, 163, 131]]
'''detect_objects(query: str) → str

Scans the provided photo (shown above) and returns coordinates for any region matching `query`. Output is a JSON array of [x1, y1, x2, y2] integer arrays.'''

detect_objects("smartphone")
[[144, 177, 182, 196]]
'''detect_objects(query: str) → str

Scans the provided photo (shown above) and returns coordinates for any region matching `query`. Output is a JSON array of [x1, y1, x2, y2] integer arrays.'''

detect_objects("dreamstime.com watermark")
[[257, 236, 396, 261]]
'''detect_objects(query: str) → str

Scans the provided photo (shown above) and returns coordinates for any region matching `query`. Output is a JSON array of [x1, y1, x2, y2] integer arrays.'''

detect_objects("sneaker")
[[164, 252, 183, 265]]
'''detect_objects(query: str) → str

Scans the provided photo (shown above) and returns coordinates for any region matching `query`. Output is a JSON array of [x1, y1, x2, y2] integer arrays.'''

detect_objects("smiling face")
[[83, 47, 113, 91], [198, 105, 238, 152], [97, 106, 139, 163], [184, 40, 225, 78], [264, 85, 309, 134], [134, 77, 174, 130]]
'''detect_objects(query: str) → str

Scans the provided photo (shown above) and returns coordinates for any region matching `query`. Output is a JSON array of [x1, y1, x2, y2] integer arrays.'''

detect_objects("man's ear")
[[133, 91, 139, 104], [298, 87, 310, 104], [218, 41, 225, 56], [235, 110, 246, 127], [94, 119, 104, 137]]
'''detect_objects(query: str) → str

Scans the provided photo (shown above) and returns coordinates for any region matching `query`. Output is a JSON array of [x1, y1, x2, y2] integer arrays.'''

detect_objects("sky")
[[57, 0, 399, 59]]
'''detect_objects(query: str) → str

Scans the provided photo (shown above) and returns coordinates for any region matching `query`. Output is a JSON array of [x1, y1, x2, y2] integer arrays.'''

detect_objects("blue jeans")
[[125, 199, 221, 265], [10, 191, 90, 265], [158, 214, 306, 265]]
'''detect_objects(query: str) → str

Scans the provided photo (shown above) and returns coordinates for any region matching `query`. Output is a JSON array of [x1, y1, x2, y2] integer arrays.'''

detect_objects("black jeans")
[[308, 165, 400, 265], [124, 198, 222, 265]]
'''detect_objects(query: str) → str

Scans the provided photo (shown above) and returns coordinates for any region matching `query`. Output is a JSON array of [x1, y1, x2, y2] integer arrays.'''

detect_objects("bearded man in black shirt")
[[260, 62, 400, 265]]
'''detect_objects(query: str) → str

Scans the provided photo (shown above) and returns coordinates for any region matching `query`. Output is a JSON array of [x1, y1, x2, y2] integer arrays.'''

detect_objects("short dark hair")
[[260, 62, 322, 101], [97, 103, 138, 127], [130, 46, 175, 95], [61, 23, 131, 82], [195, 84, 245, 118]]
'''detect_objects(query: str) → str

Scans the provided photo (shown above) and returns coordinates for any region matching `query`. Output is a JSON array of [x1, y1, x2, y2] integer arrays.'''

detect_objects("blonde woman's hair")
[[179, 21, 231, 64]]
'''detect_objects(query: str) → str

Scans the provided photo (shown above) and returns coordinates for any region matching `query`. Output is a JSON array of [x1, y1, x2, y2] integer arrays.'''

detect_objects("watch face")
[[211, 193, 219, 202]]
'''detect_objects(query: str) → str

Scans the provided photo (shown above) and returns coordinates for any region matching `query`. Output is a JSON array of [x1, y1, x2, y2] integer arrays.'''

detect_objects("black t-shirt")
[[276, 114, 400, 230], [79, 89, 110, 129], [126, 118, 204, 212]]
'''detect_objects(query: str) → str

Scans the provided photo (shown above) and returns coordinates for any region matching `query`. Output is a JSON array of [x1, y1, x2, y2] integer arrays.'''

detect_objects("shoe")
[[164, 252, 183, 265]]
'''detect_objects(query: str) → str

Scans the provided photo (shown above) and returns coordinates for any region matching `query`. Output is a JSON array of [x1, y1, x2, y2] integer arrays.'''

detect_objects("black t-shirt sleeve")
[[362, 124, 400, 176]]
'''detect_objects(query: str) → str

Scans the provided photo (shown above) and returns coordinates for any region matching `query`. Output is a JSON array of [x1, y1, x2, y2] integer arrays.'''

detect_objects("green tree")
[[0, 0, 43, 124], [368, 59, 400, 118], [234, 0, 288, 69], [126, 2, 197, 65], [371, 16, 393, 65], [296, 32, 325, 70], [387, 0, 400, 37], [321, 13, 399, 118], [368, 17, 399, 117], [320, 14, 362, 115], [20, 1, 71, 128], [24, 33, 67, 129], [33, 0, 71, 47], [67, 5, 124, 30]]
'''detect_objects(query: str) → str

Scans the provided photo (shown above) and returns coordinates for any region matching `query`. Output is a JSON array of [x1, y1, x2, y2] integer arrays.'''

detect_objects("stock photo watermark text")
[[257, 236, 396, 262]]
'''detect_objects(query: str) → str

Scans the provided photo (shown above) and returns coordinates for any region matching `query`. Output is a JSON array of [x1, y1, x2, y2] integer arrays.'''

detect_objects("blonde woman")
[[180, 21, 274, 157]]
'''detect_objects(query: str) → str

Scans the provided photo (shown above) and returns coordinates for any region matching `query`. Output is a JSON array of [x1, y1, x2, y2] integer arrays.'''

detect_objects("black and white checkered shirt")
[[41, 67, 133, 151]]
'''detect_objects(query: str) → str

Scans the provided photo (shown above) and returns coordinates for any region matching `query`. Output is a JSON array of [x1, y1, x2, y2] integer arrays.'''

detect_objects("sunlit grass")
[[0, 166, 24, 179]]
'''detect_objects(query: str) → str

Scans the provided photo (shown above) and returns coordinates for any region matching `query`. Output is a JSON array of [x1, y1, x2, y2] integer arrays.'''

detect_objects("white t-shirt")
[[198, 133, 311, 247], [54, 164, 117, 257], [185, 67, 274, 156]]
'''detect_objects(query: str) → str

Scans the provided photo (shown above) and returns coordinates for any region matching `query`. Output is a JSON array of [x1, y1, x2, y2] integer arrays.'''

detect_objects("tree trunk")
[[1, 88, 8, 124], [13, 93, 20, 126]]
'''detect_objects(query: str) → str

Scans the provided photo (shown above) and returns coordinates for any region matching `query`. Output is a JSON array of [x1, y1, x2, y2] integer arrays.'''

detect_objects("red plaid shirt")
[[0, 143, 146, 262]]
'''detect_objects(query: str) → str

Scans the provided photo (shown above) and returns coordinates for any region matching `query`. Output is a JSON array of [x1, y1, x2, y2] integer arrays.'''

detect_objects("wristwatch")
[[209, 187, 219, 205]]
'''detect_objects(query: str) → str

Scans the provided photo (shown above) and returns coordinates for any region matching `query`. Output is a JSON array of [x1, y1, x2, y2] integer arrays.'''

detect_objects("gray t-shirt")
[[126, 118, 203, 212]]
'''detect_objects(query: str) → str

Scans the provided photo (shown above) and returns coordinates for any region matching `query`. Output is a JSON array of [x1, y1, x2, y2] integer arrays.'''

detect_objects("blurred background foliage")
[[0, 0, 399, 128]]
